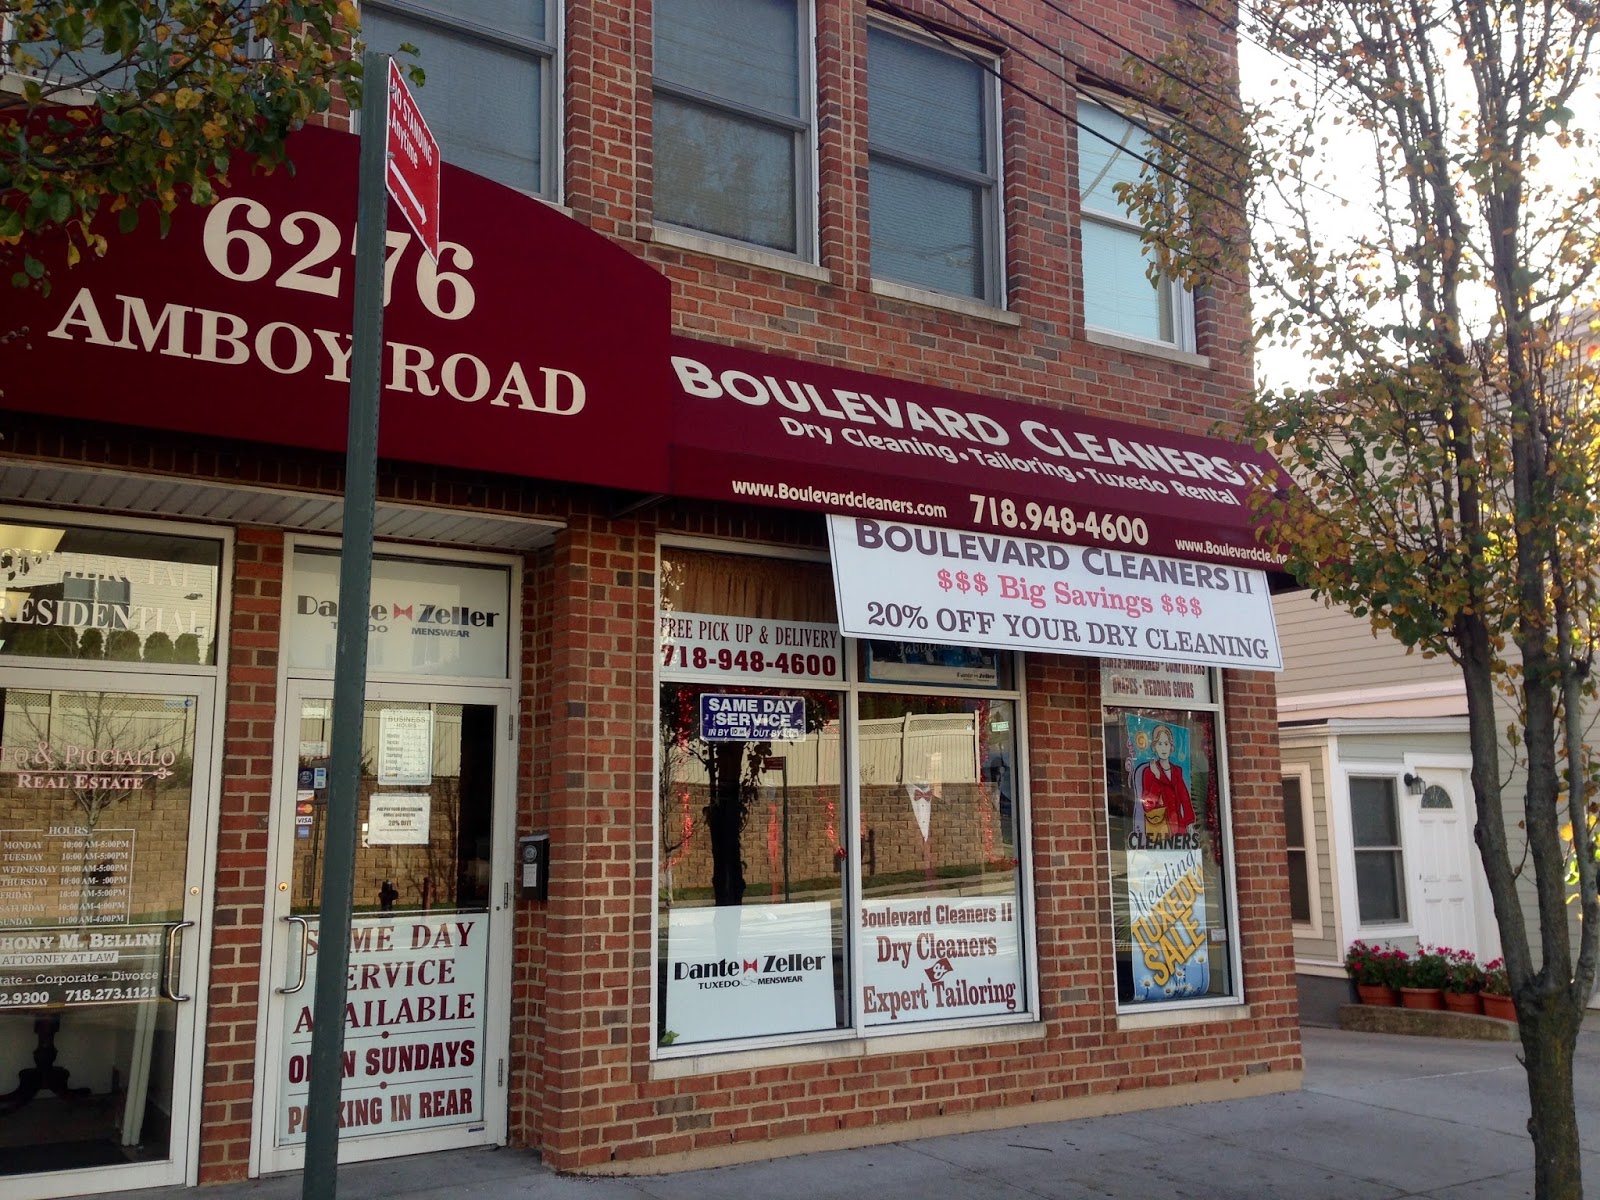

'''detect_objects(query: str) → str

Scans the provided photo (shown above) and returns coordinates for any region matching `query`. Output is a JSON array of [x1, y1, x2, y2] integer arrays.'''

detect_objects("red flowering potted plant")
[[1399, 945, 1449, 1009], [1480, 958, 1516, 1021], [1344, 940, 1404, 1006], [1441, 948, 1484, 1014]]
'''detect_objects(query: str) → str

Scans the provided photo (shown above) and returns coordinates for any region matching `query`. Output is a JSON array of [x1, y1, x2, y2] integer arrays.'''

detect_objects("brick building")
[[0, 1, 1302, 1196]]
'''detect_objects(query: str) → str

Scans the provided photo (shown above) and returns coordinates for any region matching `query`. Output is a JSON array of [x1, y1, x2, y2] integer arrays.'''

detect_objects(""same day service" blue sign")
[[699, 694, 807, 742]]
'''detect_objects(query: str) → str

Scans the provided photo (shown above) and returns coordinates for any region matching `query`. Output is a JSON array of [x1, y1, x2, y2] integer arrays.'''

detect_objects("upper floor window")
[[361, 1, 556, 196], [1077, 101, 1193, 350], [652, 0, 813, 257], [867, 23, 1001, 303]]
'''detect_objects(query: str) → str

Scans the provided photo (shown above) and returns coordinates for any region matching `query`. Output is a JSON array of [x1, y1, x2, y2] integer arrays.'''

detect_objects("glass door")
[[0, 677, 212, 1197], [258, 682, 510, 1172]]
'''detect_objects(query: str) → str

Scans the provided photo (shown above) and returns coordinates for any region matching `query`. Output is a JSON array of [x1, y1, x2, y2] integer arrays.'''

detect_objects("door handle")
[[162, 920, 195, 1002], [277, 915, 311, 995]]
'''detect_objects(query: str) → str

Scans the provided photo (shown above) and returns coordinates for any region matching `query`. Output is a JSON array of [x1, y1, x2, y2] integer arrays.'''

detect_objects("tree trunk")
[[1519, 997, 1584, 1200], [704, 742, 747, 907]]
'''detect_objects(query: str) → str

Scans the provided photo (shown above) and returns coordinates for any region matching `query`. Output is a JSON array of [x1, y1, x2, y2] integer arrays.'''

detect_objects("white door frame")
[[1330, 757, 1419, 946], [1402, 752, 1496, 959], [2, 667, 220, 1200], [251, 677, 515, 1175]]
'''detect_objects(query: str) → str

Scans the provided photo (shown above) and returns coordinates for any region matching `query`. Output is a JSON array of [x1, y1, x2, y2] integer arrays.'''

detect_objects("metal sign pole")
[[302, 49, 390, 1200]]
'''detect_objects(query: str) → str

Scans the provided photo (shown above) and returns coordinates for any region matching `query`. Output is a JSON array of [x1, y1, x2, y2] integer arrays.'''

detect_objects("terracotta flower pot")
[[1399, 986, 1445, 1010], [1357, 983, 1399, 1007], [1482, 992, 1517, 1021], [1443, 990, 1482, 1015]]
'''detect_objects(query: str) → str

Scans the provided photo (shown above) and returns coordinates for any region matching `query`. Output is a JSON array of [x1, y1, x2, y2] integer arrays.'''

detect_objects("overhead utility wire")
[[921, 0, 1249, 157], [1024, 0, 1369, 212], [882, 0, 1245, 214], [911, 0, 1366, 218], [1171, 0, 1388, 132], [1028, 0, 1246, 117]]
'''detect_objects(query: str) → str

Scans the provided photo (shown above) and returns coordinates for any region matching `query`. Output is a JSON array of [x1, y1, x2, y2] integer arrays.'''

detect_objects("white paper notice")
[[378, 708, 433, 786], [368, 793, 431, 845]]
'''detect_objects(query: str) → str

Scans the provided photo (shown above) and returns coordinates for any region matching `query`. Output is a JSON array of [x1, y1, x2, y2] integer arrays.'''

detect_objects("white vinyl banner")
[[278, 914, 486, 1144], [662, 903, 836, 1045], [859, 897, 1023, 1025], [826, 516, 1282, 671]]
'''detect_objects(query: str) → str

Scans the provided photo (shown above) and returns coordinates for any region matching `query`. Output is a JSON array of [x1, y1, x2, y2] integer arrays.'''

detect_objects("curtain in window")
[[660, 547, 835, 623]]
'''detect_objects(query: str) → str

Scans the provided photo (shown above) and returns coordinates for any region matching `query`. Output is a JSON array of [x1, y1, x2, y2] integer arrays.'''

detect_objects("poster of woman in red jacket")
[[1130, 719, 1195, 835]]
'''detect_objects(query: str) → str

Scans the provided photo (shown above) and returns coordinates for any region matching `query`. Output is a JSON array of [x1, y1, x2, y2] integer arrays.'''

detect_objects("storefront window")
[[657, 548, 845, 1046], [857, 691, 1023, 1026], [655, 545, 1032, 1052], [1102, 660, 1236, 1007], [0, 522, 222, 666], [0, 686, 201, 1173]]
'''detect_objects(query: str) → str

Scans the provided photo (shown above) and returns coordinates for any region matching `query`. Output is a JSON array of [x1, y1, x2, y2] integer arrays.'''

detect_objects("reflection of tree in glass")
[[409, 775, 461, 910], [106, 629, 141, 661], [142, 631, 175, 663], [657, 727, 698, 906], [659, 686, 833, 907], [11, 690, 190, 925]]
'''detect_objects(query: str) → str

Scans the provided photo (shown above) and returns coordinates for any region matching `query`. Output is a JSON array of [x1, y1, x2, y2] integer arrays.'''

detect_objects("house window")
[[1076, 101, 1193, 349], [655, 545, 1031, 1053], [1101, 663, 1238, 1008], [1282, 773, 1312, 925], [361, 1, 556, 195], [1350, 776, 1407, 924], [867, 23, 1001, 302], [652, 0, 812, 256]]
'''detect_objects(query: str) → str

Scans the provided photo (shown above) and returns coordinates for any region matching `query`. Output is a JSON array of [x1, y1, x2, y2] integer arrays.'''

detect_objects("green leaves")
[[3, 0, 362, 287]]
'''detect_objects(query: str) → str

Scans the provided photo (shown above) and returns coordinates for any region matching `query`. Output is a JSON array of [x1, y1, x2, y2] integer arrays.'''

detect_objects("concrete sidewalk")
[[117, 1023, 1600, 1200]]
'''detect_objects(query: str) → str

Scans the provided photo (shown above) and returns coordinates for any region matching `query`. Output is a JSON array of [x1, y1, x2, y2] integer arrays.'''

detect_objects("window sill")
[[1114, 1001, 1250, 1031], [644, 224, 832, 285], [650, 1018, 1046, 1078], [869, 279, 1021, 327], [1086, 326, 1209, 369]]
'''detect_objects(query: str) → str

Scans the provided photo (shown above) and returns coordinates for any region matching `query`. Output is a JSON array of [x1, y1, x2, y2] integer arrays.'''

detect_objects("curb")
[[1337, 1002, 1518, 1040]]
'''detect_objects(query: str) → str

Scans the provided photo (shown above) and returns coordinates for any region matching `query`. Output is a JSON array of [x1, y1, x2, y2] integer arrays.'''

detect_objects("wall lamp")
[[1402, 772, 1426, 796]]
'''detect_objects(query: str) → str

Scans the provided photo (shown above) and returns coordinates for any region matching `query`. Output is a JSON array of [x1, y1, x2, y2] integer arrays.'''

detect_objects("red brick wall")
[[523, 510, 1298, 1172], [509, 547, 554, 1148], [0, 0, 1293, 1178], [199, 525, 283, 1181], [510, 0, 1285, 1165], [534, 513, 662, 1164], [563, 0, 1253, 443]]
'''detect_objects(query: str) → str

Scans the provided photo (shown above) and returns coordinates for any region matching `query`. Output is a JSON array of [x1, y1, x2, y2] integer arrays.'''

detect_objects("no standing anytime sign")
[[385, 57, 440, 262]]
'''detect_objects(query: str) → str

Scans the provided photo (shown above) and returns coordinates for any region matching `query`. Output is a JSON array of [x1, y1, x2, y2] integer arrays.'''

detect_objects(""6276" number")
[[201, 197, 475, 321]]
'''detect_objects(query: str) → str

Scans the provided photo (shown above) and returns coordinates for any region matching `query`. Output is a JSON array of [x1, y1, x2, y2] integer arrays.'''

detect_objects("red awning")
[[0, 124, 1285, 580], [0, 126, 673, 495], [668, 337, 1285, 572]]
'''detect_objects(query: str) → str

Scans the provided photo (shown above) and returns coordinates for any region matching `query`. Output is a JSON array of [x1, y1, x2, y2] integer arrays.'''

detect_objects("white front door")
[[1403, 767, 1482, 954], [254, 680, 512, 1174], [0, 672, 216, 1200]]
